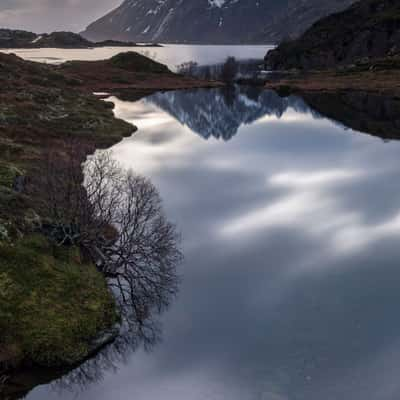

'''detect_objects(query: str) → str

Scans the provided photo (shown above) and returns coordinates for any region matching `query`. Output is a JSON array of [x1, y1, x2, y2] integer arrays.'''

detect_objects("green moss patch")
[[0, 235, 117, 367], [0, 163, 23, 189]]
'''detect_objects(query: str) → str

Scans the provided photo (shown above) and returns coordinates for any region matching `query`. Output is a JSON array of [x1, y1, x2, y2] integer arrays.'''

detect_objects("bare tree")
[[202, 65, 212, 80], [32, 147, 181, 327], [176, 61, 199, 77], [221, 56, 239, 84], [84, 152, 181, 324]]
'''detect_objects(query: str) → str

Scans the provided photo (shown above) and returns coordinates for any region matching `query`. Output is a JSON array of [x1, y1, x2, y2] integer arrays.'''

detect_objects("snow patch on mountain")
[[208, 0, 227, 8]]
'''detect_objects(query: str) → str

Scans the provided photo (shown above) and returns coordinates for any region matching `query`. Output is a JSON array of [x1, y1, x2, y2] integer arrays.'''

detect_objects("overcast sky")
[[0, 0, 122, 33]]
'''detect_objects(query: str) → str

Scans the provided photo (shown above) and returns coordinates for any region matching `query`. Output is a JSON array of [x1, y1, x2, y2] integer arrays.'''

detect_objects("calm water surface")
[[25, 87, 400, 400], [0, 44, 273, 70]]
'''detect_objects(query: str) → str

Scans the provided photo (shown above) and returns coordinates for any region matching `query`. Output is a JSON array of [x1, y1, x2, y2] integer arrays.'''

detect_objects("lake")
[[0, 44, 273, 70], [4, 45, 400, 399], [23, 83, 400, 400]]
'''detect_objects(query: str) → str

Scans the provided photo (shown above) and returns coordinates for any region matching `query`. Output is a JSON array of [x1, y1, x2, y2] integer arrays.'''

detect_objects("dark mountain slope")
[[82, 0, 354, 44], [265, 0, 400, 70], [254, 0, 355, 42]]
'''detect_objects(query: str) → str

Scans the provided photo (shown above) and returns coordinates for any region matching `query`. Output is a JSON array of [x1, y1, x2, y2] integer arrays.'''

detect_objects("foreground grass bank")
[[0, 235, 118, 368], [0, 49, 192, 379], [0, 51, 156, 374]]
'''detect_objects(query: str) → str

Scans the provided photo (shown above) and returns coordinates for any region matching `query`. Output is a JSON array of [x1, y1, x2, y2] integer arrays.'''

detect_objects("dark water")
[[26, 87, 400, 400]]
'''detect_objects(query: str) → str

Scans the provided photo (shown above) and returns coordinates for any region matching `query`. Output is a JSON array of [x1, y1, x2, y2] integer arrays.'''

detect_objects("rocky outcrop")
[[0, 29, 37, 48], [82, 0, 355, 44], [265, 0, 400, 70]]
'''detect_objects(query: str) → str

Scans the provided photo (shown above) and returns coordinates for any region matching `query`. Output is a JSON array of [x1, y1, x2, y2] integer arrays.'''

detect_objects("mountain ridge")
[[81, 0, 355, 44]]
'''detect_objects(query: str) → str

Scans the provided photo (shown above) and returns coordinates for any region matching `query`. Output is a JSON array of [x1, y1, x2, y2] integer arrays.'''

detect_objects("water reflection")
[[1, 151, 180, 400], [24, 87, 400, 400], [146, 86, 311, 140], [145, 86, 400, 141], [52, 320, 161, 395], [1, 308, 165, 400], [301, 91, 400, 140]]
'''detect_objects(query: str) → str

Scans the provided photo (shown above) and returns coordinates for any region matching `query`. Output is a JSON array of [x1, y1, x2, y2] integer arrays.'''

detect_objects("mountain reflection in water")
[[146, 86, 310, 141], [144, 86, 400, 141], [302, 91, 400, 140]]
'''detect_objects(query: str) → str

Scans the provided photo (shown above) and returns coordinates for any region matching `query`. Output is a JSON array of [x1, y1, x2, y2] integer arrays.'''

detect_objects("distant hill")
[[265, 0, 400, 70], [0, 29, 149, 49], [81, 0, 354, 44]]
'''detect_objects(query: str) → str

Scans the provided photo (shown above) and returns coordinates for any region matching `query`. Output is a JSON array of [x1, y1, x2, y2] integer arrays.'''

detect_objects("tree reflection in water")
[[52, 311, 164, 395], [47, 150, 183, 396], [2, 270, 179, 400]]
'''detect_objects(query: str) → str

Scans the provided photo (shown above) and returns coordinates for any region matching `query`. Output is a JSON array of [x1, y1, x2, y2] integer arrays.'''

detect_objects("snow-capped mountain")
[[146, 87, 310, 140], [82, 0, 354, 44]]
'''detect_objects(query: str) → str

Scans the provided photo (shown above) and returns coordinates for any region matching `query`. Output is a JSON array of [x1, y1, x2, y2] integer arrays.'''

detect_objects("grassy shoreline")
[[0, 53, 133, 376], [0, 50, 216, 383]]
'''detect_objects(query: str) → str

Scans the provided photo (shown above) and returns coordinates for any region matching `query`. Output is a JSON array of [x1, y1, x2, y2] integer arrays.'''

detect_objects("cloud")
[[0, 0, 122, 33]]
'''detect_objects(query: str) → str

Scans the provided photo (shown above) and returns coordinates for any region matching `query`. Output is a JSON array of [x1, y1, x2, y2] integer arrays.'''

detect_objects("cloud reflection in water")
[[28, 87, 400, 400]]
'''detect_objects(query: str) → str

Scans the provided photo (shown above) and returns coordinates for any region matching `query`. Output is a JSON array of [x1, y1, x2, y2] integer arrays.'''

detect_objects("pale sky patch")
[[0, 0, 122, 33]]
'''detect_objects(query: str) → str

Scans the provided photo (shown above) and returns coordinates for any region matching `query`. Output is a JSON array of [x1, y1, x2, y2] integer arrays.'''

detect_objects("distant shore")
[[264, 57, 400, 98], [0, 29, 162, 50]]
